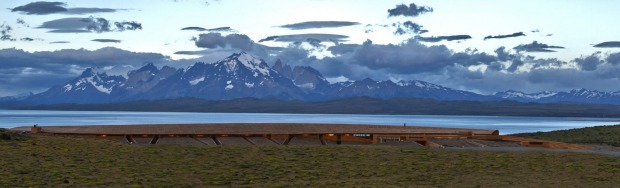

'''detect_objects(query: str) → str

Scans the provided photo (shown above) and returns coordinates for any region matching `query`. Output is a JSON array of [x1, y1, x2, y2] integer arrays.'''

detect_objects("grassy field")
[[513, 124, 620, 147], [0, 134, 619, 187]]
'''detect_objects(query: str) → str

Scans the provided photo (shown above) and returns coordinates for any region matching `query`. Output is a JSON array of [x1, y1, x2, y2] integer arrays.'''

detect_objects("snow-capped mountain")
[[0, 92, 33, 102], [494, 90, 559, 101], [326, 79, 493, 101], [272, 59, 329, 92], [28, 68, 125, 104], [12, 51, 620, 106], [494, 89, 620, 104], [141, 52, 305, 100]]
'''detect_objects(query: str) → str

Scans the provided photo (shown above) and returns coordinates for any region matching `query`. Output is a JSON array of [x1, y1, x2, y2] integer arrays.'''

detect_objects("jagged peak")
[[273, 59, 283, 68], [218, 51, 270, 75], [272, 59, 291, 74], [80, 68, 95, 77], [396, 80, 444, 89], [79, 67, 113, 78], [136, 63, 159, 73]]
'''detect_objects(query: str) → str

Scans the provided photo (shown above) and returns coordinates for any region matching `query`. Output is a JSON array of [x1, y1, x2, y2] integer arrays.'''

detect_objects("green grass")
[[1, 135, 619, 187], [513, 124, 620, 146]]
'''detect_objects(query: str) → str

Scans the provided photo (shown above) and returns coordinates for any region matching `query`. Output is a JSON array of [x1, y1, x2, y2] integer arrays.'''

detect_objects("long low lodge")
[[12, 123, 589, 149]]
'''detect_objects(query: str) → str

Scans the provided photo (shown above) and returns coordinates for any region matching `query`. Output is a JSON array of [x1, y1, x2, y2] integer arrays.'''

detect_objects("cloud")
[[483, 32, 525, 40], [387, 3, 433, 17], [1, 24, 16, 41], [37, 17, 142, 33], [181, 27, 207, 31], [258, 36, 278, 42], [20, 37, 35, 42], [594, 41, 620, 48], [205, 27, 235, 32], [393, 21, 427, 35], [181, 26, 234, 32], [115, 21, 142, 31], [278, 21, 360, 30], [193, 33, 253, 50], [11, 1, 118, 15], [257, 38, 504, 84], [327, 44, 360, 55], [186, 32, 284, 59], [0, 47, 169, 96], [38, 17, 107, 33], [11, 1, 67, 15], [258, 34, 349, 43], [606, 52, 620, 65], [267, 35, 620, 94], [65, 8, 117, 14], [92, 39, 121, 43], [16, 18, 29, 27], [574, 52, 604, 71], [414, 35, 471, 43], [513, 41, 564, 52], [49, 41, 70, 44]]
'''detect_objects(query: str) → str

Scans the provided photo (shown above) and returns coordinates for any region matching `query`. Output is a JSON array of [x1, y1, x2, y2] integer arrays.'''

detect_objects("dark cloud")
[[594, 41, 620, 48], [114, 21, 142, 31], [387, 3, 433, 17], [11, 1, 118, 15], [193, 33, 254, 50], [65, 8, 117, 14], [49, 41, 70, 44], [305, 38, 323, 48], [174, 50, 211, 55], [92, 39, 121, 43], [181, 26, 234, 32], [1, 24, 16, 41], [574, 52, 604, 71], [278, 21, 360, 30], [38, 17, 107, 33], [258, 34, 349, 43], [188, 33, 282, 59], [11, 1, 67, 15], [37, 17, 142, 33], [513, 41, 564, 52], [181, 27, 207, 31], [329, 39, 457, 74], [327, 44, 360, 55], [393, 21, 427, 35], [267, 35, 620, 94], [205, 27, 235, 32], [0, 47, 168, 96], [414, 35, 471, 42], [258, 36, 279, 42], [47, 29, 92, 33], [20, 37, 35, 42], [483, 32, 525, 40], [606, 52, 620, 65], [16, 18, 29, 27]]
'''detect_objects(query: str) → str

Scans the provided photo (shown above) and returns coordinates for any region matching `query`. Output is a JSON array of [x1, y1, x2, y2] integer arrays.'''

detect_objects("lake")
[[1, 110, 618, 134]]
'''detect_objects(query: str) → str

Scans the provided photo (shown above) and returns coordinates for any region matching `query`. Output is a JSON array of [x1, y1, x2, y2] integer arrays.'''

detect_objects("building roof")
[[12, 123, 499, 135]]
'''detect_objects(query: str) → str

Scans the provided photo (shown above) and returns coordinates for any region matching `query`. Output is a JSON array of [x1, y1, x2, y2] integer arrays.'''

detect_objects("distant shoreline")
[[13, 97, 620, 118]]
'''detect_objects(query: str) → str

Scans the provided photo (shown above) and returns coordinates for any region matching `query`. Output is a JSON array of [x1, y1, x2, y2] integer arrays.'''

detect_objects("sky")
[[1, 0, 620, 97]]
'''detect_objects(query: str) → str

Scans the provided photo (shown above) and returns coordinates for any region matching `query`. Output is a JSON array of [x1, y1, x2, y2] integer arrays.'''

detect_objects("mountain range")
[[3, 52, 620, 106]]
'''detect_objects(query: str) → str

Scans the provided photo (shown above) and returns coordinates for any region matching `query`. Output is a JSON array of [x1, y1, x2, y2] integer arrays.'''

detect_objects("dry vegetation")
[[514, 124, 620, 147], [1, 134, 619, 187]]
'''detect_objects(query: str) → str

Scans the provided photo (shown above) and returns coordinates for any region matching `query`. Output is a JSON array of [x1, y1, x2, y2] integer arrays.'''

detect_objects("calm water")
[[1, 110, 618, 134]]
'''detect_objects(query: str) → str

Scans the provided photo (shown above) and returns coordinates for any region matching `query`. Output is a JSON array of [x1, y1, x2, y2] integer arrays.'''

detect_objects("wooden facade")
[[11, 123, 589, 149]]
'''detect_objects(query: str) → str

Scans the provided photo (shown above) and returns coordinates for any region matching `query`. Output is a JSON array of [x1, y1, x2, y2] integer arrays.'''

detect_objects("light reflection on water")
[[1, 110, 618, 134]]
